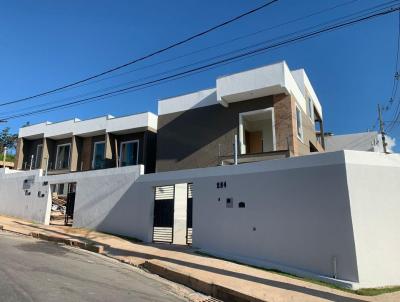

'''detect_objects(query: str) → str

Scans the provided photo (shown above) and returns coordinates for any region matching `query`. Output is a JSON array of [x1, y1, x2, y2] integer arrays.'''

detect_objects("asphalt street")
[[0, 232, 188, 302]]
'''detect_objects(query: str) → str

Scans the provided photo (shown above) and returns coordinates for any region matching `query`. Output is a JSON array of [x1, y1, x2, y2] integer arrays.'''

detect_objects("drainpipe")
[[332, 256, 337, 279], [234, 134, 238, 165], [30, 155, 34, 170]]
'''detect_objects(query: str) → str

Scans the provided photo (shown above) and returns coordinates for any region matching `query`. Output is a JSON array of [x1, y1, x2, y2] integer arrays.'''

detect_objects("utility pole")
[[2, 147, 7, 168], [378, 104, 388, 153]]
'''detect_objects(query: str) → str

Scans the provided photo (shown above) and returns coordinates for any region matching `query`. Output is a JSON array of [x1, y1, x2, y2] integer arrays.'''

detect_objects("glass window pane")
[[56, 144, 70, 170], [35, 145, 43, 169], [120, 141, 139, 167], [296, 107, 303, 139], [93, 142, 105, 169]]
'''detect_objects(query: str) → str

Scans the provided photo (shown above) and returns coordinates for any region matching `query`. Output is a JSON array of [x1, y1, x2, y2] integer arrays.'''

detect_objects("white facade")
[[18, 112, 158, 139]]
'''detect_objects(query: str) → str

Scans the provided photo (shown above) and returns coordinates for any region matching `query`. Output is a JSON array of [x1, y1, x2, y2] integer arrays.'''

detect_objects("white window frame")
[[296, 106, 304, 142], [307, 97, 315, 123], [35, 144, 43, 169], [92, 141, 106, 169], [55, 143, 71, 170], [119, 140, 139, 167], [238, 108, 276, 154]]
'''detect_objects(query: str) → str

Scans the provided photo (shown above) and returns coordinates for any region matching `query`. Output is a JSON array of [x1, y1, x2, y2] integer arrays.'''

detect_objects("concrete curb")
[[30, 232, 104, 253], [142, 261, 266, 302], [1, 226, 104, 254]]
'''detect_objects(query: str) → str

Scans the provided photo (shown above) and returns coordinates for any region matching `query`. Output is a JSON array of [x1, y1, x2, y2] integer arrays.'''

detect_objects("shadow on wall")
[[73, 177, 154, 242]]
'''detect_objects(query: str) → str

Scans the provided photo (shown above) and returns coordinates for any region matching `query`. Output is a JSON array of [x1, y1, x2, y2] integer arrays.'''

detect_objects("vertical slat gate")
[[153, 185, 174, 243], [186, 183, 193, 245]]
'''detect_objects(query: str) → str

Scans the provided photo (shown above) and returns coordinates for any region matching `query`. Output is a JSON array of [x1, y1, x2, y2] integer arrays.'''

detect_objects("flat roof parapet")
[[18, 112, 158, 139], [158, 61, 322, 117]]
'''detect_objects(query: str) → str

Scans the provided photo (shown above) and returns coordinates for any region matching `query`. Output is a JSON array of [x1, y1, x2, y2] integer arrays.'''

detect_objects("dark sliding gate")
[[153, 185, 174, 243], [186, 183, 193, 245]]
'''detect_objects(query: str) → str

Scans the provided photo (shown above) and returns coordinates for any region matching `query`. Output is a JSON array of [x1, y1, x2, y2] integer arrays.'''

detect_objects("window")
[[307, 97, 314, 122], [119, 140, 139, 167], [35, 144, 43, 169], [92, 141, 105, 169], [296, 106, 304, 141], [55, 144, 71, 170]]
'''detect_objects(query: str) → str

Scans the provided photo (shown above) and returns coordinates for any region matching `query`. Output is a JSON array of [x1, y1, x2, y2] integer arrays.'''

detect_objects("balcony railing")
[[219, 150, 290, 165]]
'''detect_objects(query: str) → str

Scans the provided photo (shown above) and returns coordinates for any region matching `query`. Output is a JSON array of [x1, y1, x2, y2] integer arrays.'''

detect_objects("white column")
[[173, 183, 188, 245]]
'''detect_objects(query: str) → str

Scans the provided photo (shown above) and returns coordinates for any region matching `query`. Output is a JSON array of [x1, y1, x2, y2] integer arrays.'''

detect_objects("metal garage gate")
[[186, 183, 193, 245], [153, 185, 175, 243]]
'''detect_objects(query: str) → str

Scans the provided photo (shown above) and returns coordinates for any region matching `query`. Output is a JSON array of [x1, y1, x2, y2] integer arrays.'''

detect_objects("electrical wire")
[[0, 0, 280, 107], [2, 4, 399, 121]]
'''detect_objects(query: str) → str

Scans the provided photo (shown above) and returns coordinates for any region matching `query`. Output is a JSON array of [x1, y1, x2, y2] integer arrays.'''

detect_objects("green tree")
[[0, 127, 18, 153]]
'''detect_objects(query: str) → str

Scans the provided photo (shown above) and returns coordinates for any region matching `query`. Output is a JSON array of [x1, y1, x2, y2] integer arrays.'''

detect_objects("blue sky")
[[0, 0, 399, 150]]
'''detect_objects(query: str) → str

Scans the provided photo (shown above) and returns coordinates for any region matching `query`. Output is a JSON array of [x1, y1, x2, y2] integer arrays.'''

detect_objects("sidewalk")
[[0, 215, 398, 302]]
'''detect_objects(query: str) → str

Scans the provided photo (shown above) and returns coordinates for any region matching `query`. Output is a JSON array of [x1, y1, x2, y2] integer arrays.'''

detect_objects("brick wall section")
[[273, 94, 296, 155], [81, 137, 92, 171]]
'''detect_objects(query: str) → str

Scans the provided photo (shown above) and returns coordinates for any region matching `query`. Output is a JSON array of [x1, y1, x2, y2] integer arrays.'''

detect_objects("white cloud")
[[377, 135, 396, 153]]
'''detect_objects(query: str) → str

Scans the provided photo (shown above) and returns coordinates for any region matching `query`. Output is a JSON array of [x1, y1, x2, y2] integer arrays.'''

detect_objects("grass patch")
[[355, 287, 400, 296], [0, 154, 15, 162], [195, 251, 400, 296]]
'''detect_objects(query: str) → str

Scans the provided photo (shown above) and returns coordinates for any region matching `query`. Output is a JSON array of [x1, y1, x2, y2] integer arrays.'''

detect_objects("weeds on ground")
[[195, 251, 400, 296]]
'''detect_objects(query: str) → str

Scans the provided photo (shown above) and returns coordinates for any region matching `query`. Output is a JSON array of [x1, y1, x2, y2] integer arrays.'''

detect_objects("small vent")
[[188, 183, 193, 199], [155, 185, 174, 200]]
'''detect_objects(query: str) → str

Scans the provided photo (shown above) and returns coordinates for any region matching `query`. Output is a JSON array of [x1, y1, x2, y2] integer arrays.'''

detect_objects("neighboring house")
[[324, 131, 395, 153], [156, 61, 325, 171], [14, 61, 325, 174], [14, 113, 158, 174]]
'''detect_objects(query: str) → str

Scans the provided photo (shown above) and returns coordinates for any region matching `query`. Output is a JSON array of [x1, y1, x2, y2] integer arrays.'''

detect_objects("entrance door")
[[153, 185, 174, 243], [246, 131, 263, 153]]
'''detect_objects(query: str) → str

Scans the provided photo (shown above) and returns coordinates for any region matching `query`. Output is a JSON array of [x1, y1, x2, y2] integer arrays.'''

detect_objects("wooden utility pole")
[[378, 104, 388, 153]]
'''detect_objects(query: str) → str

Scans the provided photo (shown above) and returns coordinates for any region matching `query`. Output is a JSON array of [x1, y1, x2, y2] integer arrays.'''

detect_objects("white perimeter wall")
[[1, 151, 399, 289], [135, 151, 359, 287], [43, 165, 151, 242], [0, 169, 51, 224], [345, 151, 400, 288]]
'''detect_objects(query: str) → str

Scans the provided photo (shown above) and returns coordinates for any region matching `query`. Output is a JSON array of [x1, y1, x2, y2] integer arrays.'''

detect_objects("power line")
[[2, 0, 388, 118], [2, 4, 399, 121], [383, 10, 400, 132], [0, 0, 279, 107], [31, 0, 360, 95], [0, 0, 394, 118]]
